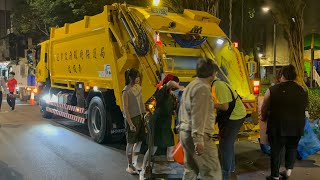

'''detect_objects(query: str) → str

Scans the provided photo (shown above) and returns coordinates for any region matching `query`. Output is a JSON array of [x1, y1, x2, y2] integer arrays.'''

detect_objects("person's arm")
[[261, 89, 271, 122], [212, 81, 230, 111], [304, 89, 310, 118], [122, 91, 136, 131], [191, 86, 210, 146], [13, 80, 17, 95], [0, 78, 9, 94], [166, 80, 180, 90], [155, 85, 166, 106], [214, 103, 229, 111]]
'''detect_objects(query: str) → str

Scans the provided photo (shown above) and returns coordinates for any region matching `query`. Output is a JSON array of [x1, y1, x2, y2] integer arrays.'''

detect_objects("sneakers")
[[139, 169, 145, 180], [126, 164, 138, 175], [133, 163, 142, 171]]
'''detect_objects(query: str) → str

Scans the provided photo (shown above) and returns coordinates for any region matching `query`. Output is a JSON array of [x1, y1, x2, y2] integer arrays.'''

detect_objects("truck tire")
[[88, 96, 111, 144], [40, 99, 53, 119]]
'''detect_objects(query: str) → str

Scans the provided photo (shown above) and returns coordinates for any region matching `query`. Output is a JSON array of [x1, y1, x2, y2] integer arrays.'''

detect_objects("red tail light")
[[155, 34, 163, 47], [253, 80, 260, 95]]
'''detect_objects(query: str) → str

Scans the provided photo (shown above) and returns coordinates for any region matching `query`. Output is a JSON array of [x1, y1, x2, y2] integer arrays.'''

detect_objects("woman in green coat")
[[140, 74, 180, 175]]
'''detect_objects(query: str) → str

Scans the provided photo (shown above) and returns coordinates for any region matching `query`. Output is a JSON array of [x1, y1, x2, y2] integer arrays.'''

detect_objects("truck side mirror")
[[247, 61, 257, 75]]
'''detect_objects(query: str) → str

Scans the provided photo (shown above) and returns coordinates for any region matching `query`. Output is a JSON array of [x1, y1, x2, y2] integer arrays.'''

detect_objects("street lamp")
[[153, 0, 160, 6], [262, 6, 277, 82], [262, 7, 270, 13]]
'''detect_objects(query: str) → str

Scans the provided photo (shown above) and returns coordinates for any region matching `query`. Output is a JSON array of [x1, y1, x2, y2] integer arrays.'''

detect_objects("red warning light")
[[156, 34, 163, 47], [233, 42, 239, 48]]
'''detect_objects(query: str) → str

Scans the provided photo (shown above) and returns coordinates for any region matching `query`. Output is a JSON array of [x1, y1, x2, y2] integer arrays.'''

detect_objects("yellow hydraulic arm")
[[116, 4, 160, 86]]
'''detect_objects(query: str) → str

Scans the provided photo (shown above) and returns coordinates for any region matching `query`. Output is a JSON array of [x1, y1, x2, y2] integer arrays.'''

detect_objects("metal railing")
[[313, 67, 320, 87]]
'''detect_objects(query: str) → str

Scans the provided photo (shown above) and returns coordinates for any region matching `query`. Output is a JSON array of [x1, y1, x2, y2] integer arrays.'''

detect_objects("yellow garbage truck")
[[36, 3, 259, 143]]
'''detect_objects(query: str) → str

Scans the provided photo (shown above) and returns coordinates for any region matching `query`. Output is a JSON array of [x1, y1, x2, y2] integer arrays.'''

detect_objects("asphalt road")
[[0, 101, 319, 180], [0, 102, 136, 180]]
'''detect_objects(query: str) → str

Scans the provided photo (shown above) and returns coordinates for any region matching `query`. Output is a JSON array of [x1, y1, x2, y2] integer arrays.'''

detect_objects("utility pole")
[[273, 23, 277, 81], [229, 0, 232, 41], [310, 33, 315, 88], [241, 0, 244, 49], [4, 0, 7, 35]]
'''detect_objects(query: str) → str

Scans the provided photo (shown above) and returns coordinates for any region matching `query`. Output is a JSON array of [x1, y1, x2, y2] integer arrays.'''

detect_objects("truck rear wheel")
[[40, 99, 53, 119], [88, 97, 111, 144]]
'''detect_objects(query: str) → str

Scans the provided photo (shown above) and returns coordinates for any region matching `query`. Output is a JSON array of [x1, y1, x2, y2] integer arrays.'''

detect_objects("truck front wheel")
[[40, 99, 53, 119], [88, 97, 111, 144]]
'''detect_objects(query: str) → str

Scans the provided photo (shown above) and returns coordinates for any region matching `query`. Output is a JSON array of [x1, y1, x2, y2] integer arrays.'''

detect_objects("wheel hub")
[[91, 106, 102, 134]]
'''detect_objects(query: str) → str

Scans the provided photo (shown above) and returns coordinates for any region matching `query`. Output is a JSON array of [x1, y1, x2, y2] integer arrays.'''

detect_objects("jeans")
[[218, 118, 245, 180], [268, 135, 301, 177]]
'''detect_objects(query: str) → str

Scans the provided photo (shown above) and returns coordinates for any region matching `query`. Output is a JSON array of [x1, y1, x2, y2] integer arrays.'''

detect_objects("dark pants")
[[268, 135, 301, 177], [218, 118, 245, 180], [7, 92, 16, 110], [0, 91, 2, 109]]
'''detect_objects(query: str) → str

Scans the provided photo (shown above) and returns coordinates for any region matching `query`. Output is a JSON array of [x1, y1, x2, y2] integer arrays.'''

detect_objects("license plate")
[[151, 7, 168, 16]]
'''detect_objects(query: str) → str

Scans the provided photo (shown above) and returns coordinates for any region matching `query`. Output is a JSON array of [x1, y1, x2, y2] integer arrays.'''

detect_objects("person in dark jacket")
[[261, 65, 308, 180], [140, 74, 180, 178]]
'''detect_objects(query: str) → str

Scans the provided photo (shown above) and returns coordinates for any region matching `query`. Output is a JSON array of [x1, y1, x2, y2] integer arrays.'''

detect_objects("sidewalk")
[[141, 141, 320, 180]]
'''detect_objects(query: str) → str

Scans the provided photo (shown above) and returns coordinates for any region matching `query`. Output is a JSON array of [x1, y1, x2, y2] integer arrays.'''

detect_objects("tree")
[[12, 0, 144, 38], [269, 0, 307, 86], [12, 0, 79, 37], [163, 0, 219, 16]]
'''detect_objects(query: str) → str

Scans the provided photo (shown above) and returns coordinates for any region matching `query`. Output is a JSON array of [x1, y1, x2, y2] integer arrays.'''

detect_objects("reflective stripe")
[[48, 102, 85, 114], [46, 107, 86, 124], [244, 102, 254, 109]]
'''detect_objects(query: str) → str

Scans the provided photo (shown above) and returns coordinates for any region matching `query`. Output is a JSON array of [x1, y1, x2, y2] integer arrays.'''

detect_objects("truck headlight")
[[42, 94, 51, 103], [33, 88, 38, 93]]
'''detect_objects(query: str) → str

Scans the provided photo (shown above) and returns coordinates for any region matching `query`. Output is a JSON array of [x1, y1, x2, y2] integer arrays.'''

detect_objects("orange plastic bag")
[[173, 142, 184, 165]]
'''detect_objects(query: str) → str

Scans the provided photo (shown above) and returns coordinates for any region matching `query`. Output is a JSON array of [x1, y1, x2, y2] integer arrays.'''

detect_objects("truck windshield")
[[166, 56, 198, 70]]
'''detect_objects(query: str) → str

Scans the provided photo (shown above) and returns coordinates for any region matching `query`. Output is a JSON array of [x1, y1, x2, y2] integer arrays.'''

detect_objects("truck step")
[[46, 107, 86, 124]]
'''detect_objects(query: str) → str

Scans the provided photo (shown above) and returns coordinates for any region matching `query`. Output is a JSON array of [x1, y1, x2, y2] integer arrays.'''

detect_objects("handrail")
[[313, 67, 320, 87]]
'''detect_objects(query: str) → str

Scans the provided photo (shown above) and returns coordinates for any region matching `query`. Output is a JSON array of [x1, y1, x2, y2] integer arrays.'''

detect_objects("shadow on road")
[[295, 159, 320, 168], [0, 161, 23, 180], [47, 118, 128, 151], [0, 124, 23, 128]]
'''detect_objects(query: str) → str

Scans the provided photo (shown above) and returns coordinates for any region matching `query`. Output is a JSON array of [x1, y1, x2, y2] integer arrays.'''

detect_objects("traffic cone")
[[30, 92, 35, 105]]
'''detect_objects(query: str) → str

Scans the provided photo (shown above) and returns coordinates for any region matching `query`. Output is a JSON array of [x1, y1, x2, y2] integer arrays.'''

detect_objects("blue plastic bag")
[[260, 144, 271, 155], [27, 75, 36, 86], [297, 118, 320, 160]]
